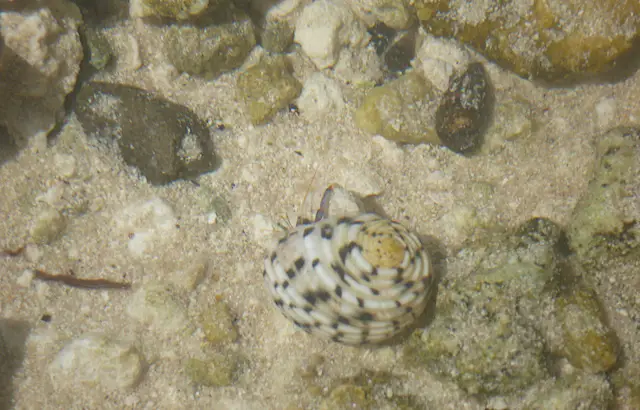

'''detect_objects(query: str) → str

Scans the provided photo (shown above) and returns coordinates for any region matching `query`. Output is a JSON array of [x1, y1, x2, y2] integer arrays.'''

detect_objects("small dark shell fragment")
[[436, 63, 491, 154]]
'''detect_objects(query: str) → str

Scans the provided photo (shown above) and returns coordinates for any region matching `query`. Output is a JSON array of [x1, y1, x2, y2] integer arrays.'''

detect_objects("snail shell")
[[263, 213, 433, 345]]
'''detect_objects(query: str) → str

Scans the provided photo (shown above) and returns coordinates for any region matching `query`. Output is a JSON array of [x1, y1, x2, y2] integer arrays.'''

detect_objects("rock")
[[319, 384, 372, 410], [260, 18, 295, 53], [483, 95, 534, 152], [567, 127, 640, 266], [75, 82, 220, 185], [333, 45, 384, 85], [126, 282, 190, 333], [236, 55, 302, 125], [404, 218, 569, 395], [184, 352, 239, 387], [555, 286, 619, 373], [435, 62, 491, 154], [48, 333, 144, 390], [414, 0, 640, 82], [354, 71, 439, 145], [345, 0, 414, 30], [414, 34, 471, 92], [522, 373, 613, 410], [405, 261, 551, 395], [294, 0, 369, 69], [130, 0, 212, 20], [296, 73, 345, 119], [115, 197, 178, 257], [368, 22, 416, 76], [0, 0, 83, 144], [30, 207, 66, 245], [163, 6, 255, 78], [198, 300, 238, 345], [84, 28, 113, 71]]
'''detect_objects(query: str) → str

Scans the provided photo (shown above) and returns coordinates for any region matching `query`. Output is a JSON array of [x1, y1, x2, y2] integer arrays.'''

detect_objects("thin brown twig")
[[33, 269, 132, 290]]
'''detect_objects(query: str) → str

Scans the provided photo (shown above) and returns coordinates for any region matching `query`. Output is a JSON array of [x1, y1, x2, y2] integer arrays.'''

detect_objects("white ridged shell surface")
[[263, 213, 433, 345]]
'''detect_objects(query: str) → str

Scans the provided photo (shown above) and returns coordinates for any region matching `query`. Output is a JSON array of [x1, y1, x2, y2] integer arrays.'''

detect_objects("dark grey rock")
[[75, 82, 220, 185], [436, 63, 492, 154]]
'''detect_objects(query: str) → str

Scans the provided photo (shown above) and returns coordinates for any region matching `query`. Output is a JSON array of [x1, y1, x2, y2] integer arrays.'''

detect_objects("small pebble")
[[435, 62, 491, 154]]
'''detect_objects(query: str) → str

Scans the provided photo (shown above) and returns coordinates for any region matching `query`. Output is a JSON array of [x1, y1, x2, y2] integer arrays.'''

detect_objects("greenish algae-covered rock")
[[405, 218, 570, 395], [555, 286, 619, 373], [522, 373, 613, 410], [319, 384, 372, 410], [261, 18, 295, 53], [236, 55, 302, 125], [405, 263, 550, 395], [184, 352, 239, 387], [199, 301, 238, 345], [164, 6, 255, 78], [354, 71, 439, 145], [567, 127, 640, 266], [414, 0, 640, 82]]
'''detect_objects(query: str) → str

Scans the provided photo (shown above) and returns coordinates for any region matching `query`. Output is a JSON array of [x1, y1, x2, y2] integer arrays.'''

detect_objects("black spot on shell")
[[286, 269, 296, 279], [278, 235, 289, 244], [331, 322, 339, 329], [335, 285, 343, 297], [303, 305, 313, 313], [357, 312, 375, 322], [357, 297, 365, 308], [404, 281, 415, 289], [332, 263, 347, 282], [371, 288, 380, 296], [270, 252, 277, 262], [361, 273, 371, 282], [321, 224, 333, 239], [317, 290, 331, 302], [274, 299, 284, 307], [436, 62, 491, 155], [303, 291, 317, 306], [282, 280, 289, 289], [339, 242, 357, 264], [405, 306, 413, 313], [303, 226, 314, 237], [337, 315, 351, 325], [332, 331, 345, 342], [371, 267, 378, 276], [262, 269, 267, 277], [312, 258, 320, 268], [294, 257, 305, 271], [395, 300, 402, 307]]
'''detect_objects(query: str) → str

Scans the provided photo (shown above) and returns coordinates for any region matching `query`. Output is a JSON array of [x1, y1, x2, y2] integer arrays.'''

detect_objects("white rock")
[[297, 73, 345, 118], [115, 198, 178, 257], [415, 34, 471, 91], [48, 333, 144, 390], [126, 282, 190, 333], [333, 45, 384, 85], [294, 0, 369, 69]]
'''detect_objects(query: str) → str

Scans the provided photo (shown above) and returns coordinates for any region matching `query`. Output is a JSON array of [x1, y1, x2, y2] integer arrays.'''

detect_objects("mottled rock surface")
[[75, 82, 220, 185], [415, 0, 640, 82]]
